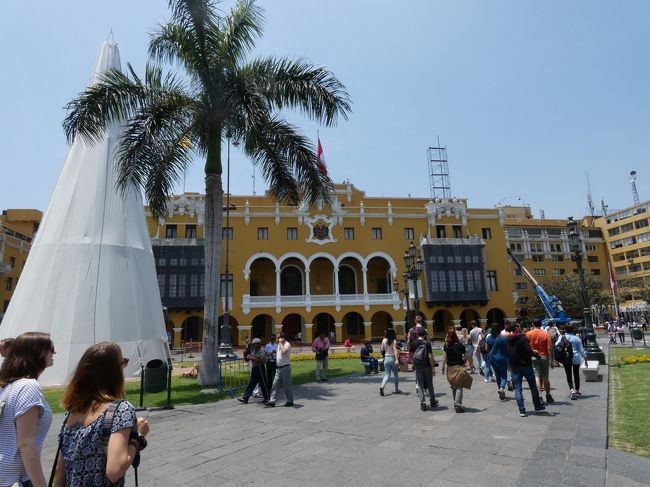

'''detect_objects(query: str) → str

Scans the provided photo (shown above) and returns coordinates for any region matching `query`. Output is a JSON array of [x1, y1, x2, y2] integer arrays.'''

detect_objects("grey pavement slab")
[[39, 339, 650, 486]]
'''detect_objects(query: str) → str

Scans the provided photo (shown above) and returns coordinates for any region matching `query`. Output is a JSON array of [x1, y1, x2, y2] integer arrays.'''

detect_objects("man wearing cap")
[[238, 338, 269, 404]]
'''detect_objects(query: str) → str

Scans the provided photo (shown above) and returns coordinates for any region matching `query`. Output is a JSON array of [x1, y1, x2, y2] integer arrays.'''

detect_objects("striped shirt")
[[0, 378, 52, 486]]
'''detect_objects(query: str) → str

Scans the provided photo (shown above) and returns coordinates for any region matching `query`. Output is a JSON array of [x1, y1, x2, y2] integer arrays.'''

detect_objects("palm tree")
[[63, 0, 351, 385]]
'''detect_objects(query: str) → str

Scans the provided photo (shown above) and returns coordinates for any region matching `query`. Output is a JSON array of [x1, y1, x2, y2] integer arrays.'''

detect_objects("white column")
[[275, 268, 281, 298], [334, 267, 340, 296], [305, 269, 311, 296], [362, 266, 368, 295]]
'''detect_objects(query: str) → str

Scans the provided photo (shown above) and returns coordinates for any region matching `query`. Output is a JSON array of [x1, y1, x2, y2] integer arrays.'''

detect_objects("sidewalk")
[[40, 340, 650, 486]]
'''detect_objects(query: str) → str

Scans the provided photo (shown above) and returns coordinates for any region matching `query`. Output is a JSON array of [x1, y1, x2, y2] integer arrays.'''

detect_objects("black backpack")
[[555, 336, 573, 364], [412, 341, 428, 367]]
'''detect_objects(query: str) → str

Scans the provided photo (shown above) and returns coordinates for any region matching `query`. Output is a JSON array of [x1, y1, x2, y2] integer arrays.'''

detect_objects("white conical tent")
[[0, 41, 169, 386]]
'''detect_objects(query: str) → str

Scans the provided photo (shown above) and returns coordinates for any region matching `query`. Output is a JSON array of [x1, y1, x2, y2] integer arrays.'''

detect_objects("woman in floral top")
[[52, 342, 150, 486]]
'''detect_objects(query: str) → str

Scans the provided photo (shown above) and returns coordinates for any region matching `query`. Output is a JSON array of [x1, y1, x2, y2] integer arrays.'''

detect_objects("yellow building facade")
[[595, 199, 650, 287], [0, 209, 42, 320], [149, 183, 523, 347]]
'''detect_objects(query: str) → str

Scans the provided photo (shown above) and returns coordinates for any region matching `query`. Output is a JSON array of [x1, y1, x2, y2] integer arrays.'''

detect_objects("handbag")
[[446, 365, 473, 390]]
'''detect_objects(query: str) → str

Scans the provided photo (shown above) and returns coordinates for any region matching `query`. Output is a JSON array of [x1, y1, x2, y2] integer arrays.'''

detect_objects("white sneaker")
[[570, 389, 577, 400]]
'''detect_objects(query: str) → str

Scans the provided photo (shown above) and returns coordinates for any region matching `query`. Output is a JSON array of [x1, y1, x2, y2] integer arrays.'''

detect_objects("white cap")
[[251, 338, 261, 344]]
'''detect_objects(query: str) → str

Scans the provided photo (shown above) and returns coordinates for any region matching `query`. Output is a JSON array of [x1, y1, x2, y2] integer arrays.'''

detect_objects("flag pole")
[[608, 261, 619, 319]]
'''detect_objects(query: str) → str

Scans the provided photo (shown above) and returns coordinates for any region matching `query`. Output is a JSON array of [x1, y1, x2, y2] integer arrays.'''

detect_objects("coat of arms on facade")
[[305, 215, 337, 245]]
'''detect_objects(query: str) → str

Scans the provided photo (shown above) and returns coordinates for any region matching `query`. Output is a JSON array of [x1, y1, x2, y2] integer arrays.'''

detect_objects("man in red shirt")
[[526, 319, 554, 403]]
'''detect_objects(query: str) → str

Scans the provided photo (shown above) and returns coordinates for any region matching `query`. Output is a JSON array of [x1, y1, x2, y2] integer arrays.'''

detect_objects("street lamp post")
[[403, 242, 424, 329], [567, 217, 606, 364], [220, 132, 234, 354]]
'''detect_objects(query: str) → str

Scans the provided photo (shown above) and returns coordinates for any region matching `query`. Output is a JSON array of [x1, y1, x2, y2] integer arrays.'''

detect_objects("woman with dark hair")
[[0, 332, 54, 487], [379, 328, 401, 396], [51, 341, 150, 487], [441, 329, 472, 413]]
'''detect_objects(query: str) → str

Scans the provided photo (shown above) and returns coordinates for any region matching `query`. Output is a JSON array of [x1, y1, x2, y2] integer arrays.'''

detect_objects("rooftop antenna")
[[540, 209, 546, 219], [585, 173, 595, 225], [427, 135, 451, 199], [601, 197, 608, 216], [630, 170, 640, 206]]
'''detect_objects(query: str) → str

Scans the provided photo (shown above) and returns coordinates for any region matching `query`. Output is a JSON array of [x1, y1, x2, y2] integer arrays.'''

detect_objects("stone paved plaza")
[[41, 342, 650, 486]]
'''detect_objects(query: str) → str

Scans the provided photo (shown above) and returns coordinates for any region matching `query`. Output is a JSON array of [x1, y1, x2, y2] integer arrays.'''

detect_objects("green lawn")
[[609, 348, 650, 459], [43, 358, 364, 413]]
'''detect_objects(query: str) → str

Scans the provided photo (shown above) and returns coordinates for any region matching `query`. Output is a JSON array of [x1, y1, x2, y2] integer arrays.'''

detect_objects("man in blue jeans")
[[505, 323, 545, 417]]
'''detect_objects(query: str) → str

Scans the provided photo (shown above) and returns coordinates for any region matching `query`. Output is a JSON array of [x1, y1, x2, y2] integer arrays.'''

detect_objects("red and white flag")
[[608, 261, 618, 294], [316, 137, 328, 176]]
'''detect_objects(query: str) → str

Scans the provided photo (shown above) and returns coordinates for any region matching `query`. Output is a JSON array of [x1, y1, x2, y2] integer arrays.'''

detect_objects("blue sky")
[[1, 0, 649, 218]]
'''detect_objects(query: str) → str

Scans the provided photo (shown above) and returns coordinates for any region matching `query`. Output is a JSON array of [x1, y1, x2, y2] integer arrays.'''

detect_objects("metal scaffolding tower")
[[630, 170, 640, 206], [428, 143, 451, 199]]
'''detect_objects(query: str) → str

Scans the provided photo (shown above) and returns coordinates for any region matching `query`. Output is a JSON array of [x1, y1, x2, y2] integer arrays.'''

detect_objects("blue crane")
[[507, 248, 572, 326]]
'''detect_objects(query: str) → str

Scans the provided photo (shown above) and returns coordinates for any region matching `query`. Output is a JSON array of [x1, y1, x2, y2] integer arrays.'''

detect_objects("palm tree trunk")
[[198, 172, 223, 386]]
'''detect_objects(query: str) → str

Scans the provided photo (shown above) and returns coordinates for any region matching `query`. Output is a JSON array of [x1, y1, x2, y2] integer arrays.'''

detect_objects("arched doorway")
[[251, 313, 273, 340], [342, 312, 364, 340], [282, 313, 304, 342], [366, 256, 391, 293], [249, 257, 276, 296], [486, 308, 506, 326], [338, 264, 357, 294], [460, 309, 480, 328], [433, 310, 453, 337], [313, 312, 335, 338], [181, 316, 203, 342], [280, 265, 303, 295], [370, 311, 393, 338]]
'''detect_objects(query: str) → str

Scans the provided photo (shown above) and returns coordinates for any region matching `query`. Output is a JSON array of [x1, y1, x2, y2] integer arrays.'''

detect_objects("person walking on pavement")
[[469, 321, 483, 375], [266, 333, 294, 407], [406, 315, 429, 351], [441, 329, 472, 413], [505, 323, 545, 417], [312, 332, 330, 382], [526, 319, 555, 403], [410, 327, 438, 411], [556, 324, 586, 400], [488, 324, 509, 401], [380, 328, 401, 396], [264, 334, 278, 394], [546, 320, 560, 365], [238, 338, 269, 404], [616, 321, 626, 344]]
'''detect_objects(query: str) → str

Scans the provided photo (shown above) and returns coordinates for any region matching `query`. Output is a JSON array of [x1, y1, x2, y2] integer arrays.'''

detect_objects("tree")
[[63, 0, 351, 385], [521, 273, 611, 319]]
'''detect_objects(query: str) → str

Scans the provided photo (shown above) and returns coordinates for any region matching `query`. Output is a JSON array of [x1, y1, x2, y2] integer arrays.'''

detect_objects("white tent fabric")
[[0, 41, 169, 386]]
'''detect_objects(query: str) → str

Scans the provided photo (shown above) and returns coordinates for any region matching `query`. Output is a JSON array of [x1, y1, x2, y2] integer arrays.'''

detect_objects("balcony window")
[[344, 228, 355, 240], [165, 225, 177, 238], [587, 255, 599, 263], [5, 277, 13, 291], [287, 227, 298, 240], [185, 225, 197, 239], [371, 227, 383, 240], [257, 227, 269, 240], [452, 225, 463, 238], [533, 269, 546, 276], [436, 225, 446, 238], [9, 256, 15, 268], [482, 228, 492, 240], [553, 268, 566, 276], [404, 227, 414, 240]]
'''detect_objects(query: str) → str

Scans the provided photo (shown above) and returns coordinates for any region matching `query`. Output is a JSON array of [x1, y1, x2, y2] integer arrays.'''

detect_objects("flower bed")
[[290, 352, 383, 361], [621, 354, 650, 365]]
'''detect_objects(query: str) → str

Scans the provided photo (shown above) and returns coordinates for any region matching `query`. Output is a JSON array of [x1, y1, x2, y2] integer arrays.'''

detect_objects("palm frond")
[[219, 0, 264, 68], [63, 67, 148, 144], [168, 0, 219, 30], [243, 115, 333, 205], [242, 57, 352, 127]]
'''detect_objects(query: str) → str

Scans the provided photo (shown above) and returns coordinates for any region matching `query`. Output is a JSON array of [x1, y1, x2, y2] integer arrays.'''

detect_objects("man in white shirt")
[[266, 332, 294, 407], [469, 321, 483, 374]]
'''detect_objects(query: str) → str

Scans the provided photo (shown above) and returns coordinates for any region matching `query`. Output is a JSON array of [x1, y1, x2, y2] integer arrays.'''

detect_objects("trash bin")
[[145, 359, 168, 393], [631, 327, 643, 341]]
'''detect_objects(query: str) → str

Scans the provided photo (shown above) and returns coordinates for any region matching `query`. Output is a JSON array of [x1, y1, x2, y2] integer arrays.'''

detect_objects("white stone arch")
[[336, 251, 365, 268], [278, 252, 310, 269], [364, 251, 398, 277], [306, 252, 338, 268], [243, 252, 279, 280]]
